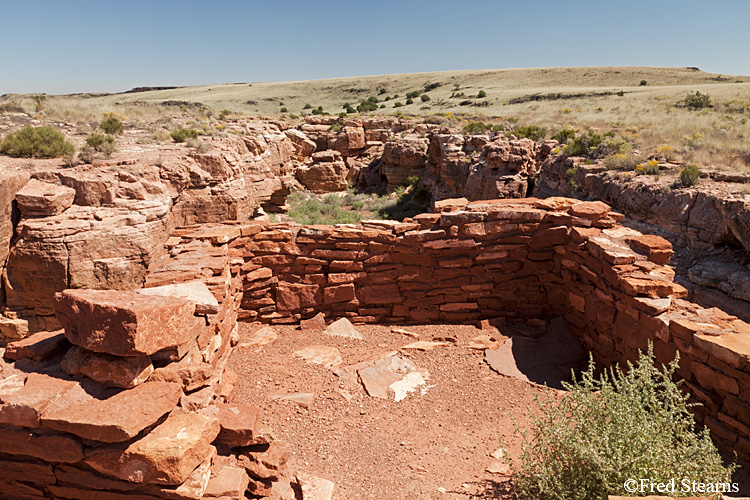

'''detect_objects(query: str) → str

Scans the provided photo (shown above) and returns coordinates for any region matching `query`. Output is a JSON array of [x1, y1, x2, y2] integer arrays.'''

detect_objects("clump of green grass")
[[679, 91, 712, 110], [0, 126, 75, 158], [509, 344, 736, 500]]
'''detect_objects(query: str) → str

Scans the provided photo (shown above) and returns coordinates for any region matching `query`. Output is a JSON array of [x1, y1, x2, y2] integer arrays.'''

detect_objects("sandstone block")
[[203, 466, 249, 498], [0, 372, 78, 428], [203, 402, 264, 447], [54, 289, 198, 356], [136, 280, 219, 314], [0, 428, 84, 463], [3, 329, 68, 361], [15, 179, 76, 217], [85, 413, 220, 485], [42, 380, 183, 442], [61, 346, 154, 388]]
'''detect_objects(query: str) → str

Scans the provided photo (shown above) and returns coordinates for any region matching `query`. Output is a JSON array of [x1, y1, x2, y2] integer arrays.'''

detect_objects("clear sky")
[[3, 0, 749, 95]]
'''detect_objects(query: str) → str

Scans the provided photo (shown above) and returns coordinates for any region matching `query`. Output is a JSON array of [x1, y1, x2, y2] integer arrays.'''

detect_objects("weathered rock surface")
[[54, 289, 197, 356], [203, 402, 264, 447], [85, 413, 220, 485], [15, 178, 76, 217], [3, 329, 68, 361], [41, 380, 183, 442], [296, 150, 348, 192], [136, 280, 219, 314], [61, 346, 154, 388]]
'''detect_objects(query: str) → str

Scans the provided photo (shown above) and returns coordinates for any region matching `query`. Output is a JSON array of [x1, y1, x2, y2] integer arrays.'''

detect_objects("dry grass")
[[2, 66, 749, 170]]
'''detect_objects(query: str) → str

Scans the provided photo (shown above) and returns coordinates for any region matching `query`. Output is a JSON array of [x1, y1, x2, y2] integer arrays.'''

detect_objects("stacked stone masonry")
[[226, 196, 749, 460], [0, 222, 290, 499]]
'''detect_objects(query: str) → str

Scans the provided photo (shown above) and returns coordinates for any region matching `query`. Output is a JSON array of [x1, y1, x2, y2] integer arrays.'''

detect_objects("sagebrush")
[[510, 345, 736, 500], [0, 126, 75, 158]]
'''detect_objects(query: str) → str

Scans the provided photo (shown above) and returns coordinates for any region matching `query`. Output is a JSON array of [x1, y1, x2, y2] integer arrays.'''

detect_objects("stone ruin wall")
[[2, 196, 750, 499], [220, 196, 750, 458]]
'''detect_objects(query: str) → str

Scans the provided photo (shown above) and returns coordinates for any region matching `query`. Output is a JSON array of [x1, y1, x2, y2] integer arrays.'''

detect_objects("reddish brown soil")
[[229, 322, 558, 500]]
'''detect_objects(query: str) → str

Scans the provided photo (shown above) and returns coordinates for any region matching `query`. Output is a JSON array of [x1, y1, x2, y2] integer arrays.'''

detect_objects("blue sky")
[[3, 0, 749, 94]]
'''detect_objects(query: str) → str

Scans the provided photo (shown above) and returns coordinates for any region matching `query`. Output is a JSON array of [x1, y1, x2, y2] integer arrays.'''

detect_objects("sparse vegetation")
[[0, 126, 75, 158], [635, 159, 660, 175], [100, 113, 124, 135], [510, 345, 736, 500], [680, 163, 701, 186], [85, 133, 116, 152], [477, 90, 487, 98], [563, 130, 629, 159], [170, 128, 199, 142], [511, 125, 547, 141], [679, 91, 712, 110], [420, 94, 431, 102]]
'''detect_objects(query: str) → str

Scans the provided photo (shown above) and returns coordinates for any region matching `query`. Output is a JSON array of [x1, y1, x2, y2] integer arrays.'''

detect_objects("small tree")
[[0, 126, 75, 158]]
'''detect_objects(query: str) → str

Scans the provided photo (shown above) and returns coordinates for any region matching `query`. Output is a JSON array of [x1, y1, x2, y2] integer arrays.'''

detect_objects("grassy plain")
[[3, 66, 750, 169]]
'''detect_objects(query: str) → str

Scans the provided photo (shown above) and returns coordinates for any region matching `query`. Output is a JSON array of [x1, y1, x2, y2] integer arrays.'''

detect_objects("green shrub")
[[420, 94, 431, 102], [463, 121, 490, 135], [563, 130, 628, 159], [405, 98, 414, 105], [405, 91, 420, 99], [393, 102, 404, 108], [100, 113, 124, 135], [357, 97, 379, 112], [0, 126, 75, 158], [329, 122, 343, 133], [635, 159, 660, 175], [640, 80, 648, 86], [680, 91, 712, 110], [171, 128, 199, 142], [286, 192, 362, 225], [85, 133, 116, 151], [218, 109, 232, 120], [303, 103, 312, 109], [552, 127, 576, 144], [605, 152, 639, 170], [378, 88, 387, 95], [680, 163, 701, 186], [512, 125, 548, 141], [510, 344, 736, 500], [477, 90, 487, 98], [280, 107, 288, 113]]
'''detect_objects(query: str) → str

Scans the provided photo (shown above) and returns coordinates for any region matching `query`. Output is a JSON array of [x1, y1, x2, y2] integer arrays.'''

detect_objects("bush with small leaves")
[[405, 91, 420, 99], [679, 91, 712, 110], [280, 107, 288, 113], [86, 133, 116, 152], [170, 128, 199, 143], [510, 344, 735, 500], [100, 113, 124, 135], [680, 163, 701, 186], [405, 98, 414, 105], [420, 94, 431, 102], [512, 125, 547, 141], [378, 88, 387, 95], [303, 103, 312, 109], [393, 102, 404, 108], [640, 80, 648, 86], [477, 90, 487, 98], [462, 121, 490, 135], [0, 126, 75, 158], [635, 159, 660, 175], [551, 127, 576, 144]]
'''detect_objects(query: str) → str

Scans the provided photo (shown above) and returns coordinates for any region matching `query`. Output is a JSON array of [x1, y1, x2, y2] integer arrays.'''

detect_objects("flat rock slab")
[[238, 326, 277, 348], [137, 281, 219, 315], [353, 354, 429, 401], [61, 346, 153, 389], [273, 392, 315, 408], [85, 413, 220, 486], [203, 466, 249, 498], [54, 289, 197, 356], [296, 473, 335, 500], [324, 317, 363, 339], [15, 179, 76, 217], [485, 317, 585, 389], [42, 380, 183, 442], [294, 345, 343, 370], [400, 340, 450, 351], [203, 402, 264, 447], [3, 329, 68, 361], [0, 427, 83, 463], [0, 373, 78, 428]]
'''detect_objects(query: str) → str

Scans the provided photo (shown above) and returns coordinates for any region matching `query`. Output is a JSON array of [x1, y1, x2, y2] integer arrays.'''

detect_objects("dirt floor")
[[228, 322, 750, 500]]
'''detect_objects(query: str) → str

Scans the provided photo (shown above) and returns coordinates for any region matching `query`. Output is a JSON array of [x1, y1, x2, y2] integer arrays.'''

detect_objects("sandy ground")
[[227, 322, 750, 500]]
